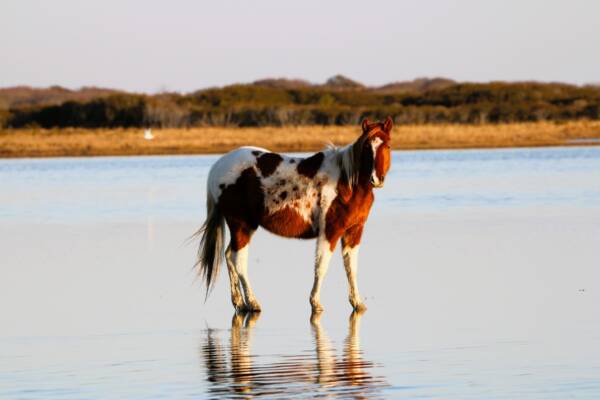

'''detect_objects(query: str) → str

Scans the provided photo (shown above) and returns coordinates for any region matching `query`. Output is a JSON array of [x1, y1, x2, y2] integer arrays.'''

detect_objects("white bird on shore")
[[144, 129, 154, 140]]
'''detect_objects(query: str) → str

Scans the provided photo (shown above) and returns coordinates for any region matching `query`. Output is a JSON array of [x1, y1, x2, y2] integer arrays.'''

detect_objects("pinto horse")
[[196, 117, 392, 313]]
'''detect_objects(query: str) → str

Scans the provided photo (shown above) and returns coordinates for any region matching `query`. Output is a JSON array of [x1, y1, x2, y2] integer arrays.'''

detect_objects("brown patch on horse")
[[261, 206, 317, 239], [325, 180, 374, 251], [297, 152, 324, 178], [337, 181, 353, 203], [322, 120, 394, 249], [341, 224, 365, 248], [218, 167, 264, 250], [256, 152, 283, 177]]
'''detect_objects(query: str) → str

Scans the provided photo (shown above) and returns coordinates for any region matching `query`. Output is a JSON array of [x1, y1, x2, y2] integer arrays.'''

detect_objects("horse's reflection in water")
[[200, 311, 387, 398]]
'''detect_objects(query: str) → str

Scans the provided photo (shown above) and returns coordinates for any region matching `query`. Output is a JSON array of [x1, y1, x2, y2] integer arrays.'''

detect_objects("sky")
[[1, 0, 599, 93]]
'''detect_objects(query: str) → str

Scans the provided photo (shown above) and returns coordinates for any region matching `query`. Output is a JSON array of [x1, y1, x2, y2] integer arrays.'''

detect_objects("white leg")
[[310, 236, 334, 312], [342, 245, 366, 311], [225, 246, 244, 311], [230, 245, 261, 312]]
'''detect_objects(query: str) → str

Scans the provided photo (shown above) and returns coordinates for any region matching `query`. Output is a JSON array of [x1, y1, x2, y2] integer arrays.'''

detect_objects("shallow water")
[[1, 147, 600, 398]]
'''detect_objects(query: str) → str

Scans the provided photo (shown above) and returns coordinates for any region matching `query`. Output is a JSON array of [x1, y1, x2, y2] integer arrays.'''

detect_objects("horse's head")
[[357, 117, 392, 188]]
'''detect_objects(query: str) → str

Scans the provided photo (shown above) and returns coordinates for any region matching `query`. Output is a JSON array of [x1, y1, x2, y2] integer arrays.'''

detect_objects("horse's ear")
[[383, 116, 393, 134], [361, 118, 370, 133]]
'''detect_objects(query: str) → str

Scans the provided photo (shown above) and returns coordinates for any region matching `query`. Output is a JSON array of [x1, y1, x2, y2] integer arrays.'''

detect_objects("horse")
[[195, 117, 392, 313]]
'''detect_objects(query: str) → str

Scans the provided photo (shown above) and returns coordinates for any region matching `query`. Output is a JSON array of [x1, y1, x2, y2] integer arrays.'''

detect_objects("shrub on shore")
[[2, 78, 600, 129]]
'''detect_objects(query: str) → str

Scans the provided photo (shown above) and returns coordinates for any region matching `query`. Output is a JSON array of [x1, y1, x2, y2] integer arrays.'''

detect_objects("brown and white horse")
[[196, 117, 392, 313]]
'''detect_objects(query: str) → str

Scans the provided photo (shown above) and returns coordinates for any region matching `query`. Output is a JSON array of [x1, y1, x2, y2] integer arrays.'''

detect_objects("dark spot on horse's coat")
[[256, 152, 283, 177], [297, 152, 324, 178], [279, 179, 286, 185], [219, 184, 225, 189], [293, 185, 299, 192], [280, 191, 288, 200], [251, 150, 262, 156], [289, 159, 296, 164], [218, 167, 264, 250]]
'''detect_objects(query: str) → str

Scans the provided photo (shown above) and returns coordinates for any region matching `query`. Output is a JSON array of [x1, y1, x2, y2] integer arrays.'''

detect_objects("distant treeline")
[[2, 76, 600, 128]]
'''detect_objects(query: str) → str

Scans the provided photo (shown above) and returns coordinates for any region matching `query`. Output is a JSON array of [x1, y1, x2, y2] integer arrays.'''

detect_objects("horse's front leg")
[[341, 224, 367, 311], [310, 235, 335, 312]]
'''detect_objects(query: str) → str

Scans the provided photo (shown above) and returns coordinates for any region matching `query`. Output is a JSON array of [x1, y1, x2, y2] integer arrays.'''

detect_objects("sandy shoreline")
[[1, 121, 600, 158]]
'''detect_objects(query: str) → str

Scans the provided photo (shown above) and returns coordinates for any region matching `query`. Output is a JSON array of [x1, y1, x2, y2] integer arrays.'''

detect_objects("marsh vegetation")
[[1, 120, 599, 157]]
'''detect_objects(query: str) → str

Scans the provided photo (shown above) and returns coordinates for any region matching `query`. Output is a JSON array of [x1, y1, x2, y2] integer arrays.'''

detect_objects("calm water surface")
[[1, 147, 600, 399]]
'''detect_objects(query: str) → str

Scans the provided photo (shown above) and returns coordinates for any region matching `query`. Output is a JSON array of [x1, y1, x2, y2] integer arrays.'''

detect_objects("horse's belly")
[[260, 206, 318, 239]]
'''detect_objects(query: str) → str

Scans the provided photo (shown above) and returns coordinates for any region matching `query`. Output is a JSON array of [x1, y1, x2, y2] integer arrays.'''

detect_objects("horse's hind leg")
[[225, 245, 244, 311], [226, 223, 261, 312], [229, 245, 261, 312]]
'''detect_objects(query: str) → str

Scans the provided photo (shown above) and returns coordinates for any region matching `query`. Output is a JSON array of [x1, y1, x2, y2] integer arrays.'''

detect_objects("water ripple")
[[199, 311, 388, 399]]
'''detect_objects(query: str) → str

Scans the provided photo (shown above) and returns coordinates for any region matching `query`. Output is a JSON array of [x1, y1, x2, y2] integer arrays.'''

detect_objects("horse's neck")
[[335, 171, 372, 205], [353, 180, 373, 199]]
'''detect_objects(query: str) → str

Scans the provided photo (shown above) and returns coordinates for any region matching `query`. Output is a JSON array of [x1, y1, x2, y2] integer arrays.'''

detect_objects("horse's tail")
[[194, 192, 225, 296]]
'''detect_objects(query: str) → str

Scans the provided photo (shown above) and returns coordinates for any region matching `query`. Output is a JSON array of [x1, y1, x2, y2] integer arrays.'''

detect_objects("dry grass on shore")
[[1, 121, 600, 158]]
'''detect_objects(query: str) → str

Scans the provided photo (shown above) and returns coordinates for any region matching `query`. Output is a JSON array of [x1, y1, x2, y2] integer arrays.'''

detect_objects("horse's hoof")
[[234, 304, 246, 314], [243, 301, 262, 312]]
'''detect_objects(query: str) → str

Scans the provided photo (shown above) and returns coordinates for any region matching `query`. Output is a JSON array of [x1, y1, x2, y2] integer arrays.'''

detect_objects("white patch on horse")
[[370, 137, 384, 186], [317, 153, 341, 218], [259, 151, 340, 230], [207, 146, 267, 201]]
